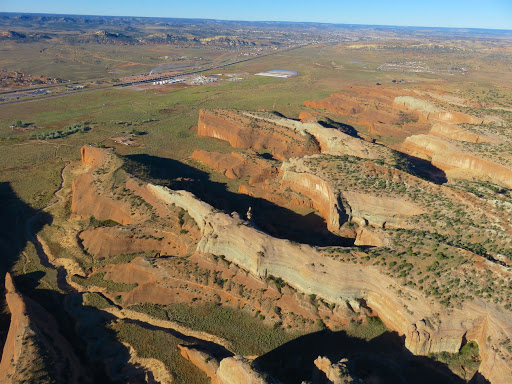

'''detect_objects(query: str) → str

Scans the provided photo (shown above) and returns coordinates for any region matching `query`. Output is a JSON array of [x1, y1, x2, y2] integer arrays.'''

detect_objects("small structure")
[[254, 70, 298, 78]]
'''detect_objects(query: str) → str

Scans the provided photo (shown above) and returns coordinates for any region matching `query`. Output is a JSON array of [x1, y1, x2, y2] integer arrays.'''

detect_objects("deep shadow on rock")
[[0, 182, 52, 357], [254, 329, 480, 384], [123, 154, 355, 247]]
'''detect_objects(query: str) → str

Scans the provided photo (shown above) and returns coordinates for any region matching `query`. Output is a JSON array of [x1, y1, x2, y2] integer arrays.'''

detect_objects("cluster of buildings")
[[151, 78, 185, 86]]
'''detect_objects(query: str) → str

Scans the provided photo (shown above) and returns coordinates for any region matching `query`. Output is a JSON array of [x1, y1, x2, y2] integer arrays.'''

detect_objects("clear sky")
[[1, 0, 511, 30]]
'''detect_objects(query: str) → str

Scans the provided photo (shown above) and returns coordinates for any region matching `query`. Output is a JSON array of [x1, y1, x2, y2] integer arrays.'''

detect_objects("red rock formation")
[[281, 166, 344, 232], [0, 273, 29, 382], [71, 173, 133, 224], [192, 149, 277, 183], [80, 226, 191, 258], [197, 109, 320, 161], [280, 157, 425, 232], [303, 93, 364, 116], [402, 134, 512, 188], [314, 356, 353, 384], [179, 344, 271, 384], [80, 145, 109, 167], [430, 122, 492, 143], [0, 273, 85, 383], [298, 111, 317, 123]]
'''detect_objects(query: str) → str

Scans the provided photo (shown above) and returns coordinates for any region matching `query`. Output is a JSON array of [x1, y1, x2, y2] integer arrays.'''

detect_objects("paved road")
[[0, 44, 308, 107]]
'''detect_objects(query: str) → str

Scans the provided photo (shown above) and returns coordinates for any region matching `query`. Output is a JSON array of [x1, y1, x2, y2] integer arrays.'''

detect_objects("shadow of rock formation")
[[123, 154, 354, 247], [254, 329, 475, 384]]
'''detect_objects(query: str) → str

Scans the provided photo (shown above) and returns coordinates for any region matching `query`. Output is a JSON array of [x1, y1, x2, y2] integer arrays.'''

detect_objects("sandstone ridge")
[[76, 145, 512, 384]]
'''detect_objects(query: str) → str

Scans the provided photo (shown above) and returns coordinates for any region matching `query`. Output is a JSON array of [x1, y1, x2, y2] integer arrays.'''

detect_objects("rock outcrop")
[[148, 184, 512, 384], [430, 122, 492, 143], [280, 156, 425, 231], [280, 164, 345, 232], [197, 109, 320, 161], [179, 345, 275, 384], [304, 93, 364, 116], [72, 147, 133, 224], [314, 356, 354, 384], [0, 273, 85, 383], [402, 134, 512, 188], [80, 145, 109, 168], [192, 149, 277, 184], [241, 111, 393, 161], [0, 273, 30, 382]]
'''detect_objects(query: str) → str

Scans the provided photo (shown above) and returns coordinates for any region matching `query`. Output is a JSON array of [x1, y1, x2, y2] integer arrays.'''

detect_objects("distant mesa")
[[255, 70, 298, 78]]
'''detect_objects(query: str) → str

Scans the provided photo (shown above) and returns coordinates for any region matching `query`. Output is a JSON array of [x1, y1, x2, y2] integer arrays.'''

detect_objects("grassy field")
[[108, 320, 210, 383], [0, 42, 236, 81]]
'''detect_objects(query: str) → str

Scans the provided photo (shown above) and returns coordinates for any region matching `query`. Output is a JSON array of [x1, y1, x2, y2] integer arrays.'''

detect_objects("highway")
[[0, 44, 309, 107]]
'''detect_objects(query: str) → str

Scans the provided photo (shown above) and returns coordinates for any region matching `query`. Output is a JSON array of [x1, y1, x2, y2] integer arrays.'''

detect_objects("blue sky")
[[1, 0, 511, 30]]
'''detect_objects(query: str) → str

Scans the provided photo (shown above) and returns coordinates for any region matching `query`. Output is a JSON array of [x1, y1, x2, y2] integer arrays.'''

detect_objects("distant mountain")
[[0, 30, 52, 41]]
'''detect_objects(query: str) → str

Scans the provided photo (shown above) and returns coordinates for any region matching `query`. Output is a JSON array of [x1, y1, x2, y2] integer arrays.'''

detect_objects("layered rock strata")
[[197, 109, 320, 161], [402, 134, 512, 188], [147, 183, 512, 384]]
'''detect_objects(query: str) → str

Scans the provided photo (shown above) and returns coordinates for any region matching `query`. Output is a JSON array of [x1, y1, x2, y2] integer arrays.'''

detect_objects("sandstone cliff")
[[73, 145, 512, 384], [280, 155, 426, 231], [147, 184, 512, 384], [197, 109, 320, 161], [314, 356, 354, 384], [402, 134, 512, 188], [192, 149, 277, 184], [430, 122, 492, 143], [0, 273, 85, 383], [241, 111, 394, 161]]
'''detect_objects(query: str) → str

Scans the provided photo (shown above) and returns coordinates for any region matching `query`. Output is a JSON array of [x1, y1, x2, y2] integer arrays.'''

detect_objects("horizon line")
[[1, 11, 512, 33]]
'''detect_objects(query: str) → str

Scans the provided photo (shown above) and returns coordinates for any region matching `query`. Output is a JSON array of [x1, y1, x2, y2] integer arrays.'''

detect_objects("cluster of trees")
[[34, 123, 90, 140]]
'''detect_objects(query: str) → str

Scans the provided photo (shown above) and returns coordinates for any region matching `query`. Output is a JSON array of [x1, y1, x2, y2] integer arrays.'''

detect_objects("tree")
[[15, 120, 23, 127]]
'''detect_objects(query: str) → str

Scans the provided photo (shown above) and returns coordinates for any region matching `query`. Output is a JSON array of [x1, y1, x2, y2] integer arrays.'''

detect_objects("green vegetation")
[[129, 302, 301, 355], [108, 320, 210, 384], [34, 123, 90, 140], [89, 215, 120, 228], [71, 272, 137, 292], [346, 316, 388, 341], [428, 341, 481, 381], [82, 292, 112, 309]]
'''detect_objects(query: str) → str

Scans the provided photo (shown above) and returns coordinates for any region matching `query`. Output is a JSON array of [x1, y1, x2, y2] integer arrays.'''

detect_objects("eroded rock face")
[[80, 226, 192, 258], [314, 356, 353, 384], [280, 156, 425, 232], [71, 173, 134, 224], [281, 164, 345, 232], [430, 123, 492, 143], [178, 344, 220, 381], [0, 273, 85, 383], [148, 184, 512, 384], [394, 96, 483, 124], [80, 145, 109, 168], [74, 146, 512, 384], [354, 227, 391, 247], [179, 345, 274, 384], [402, 134, 512, 188], [241, 111, 393, 161], [0, 273, 29, 382], [197, 109, 320, 161], [192, 149, 277, 184], [304, 93, 364, 116], [72, 146, 133, 224]]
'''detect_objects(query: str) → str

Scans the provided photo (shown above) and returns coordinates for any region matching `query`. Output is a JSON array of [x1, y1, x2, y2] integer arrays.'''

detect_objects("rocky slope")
[[179, 345, 274, 384], [65, 138, 512, 384], [0, 273, 85, 383], [197, 109, 320, 161], [147, 182, 512, 384], [403, 134, 512, 188]]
